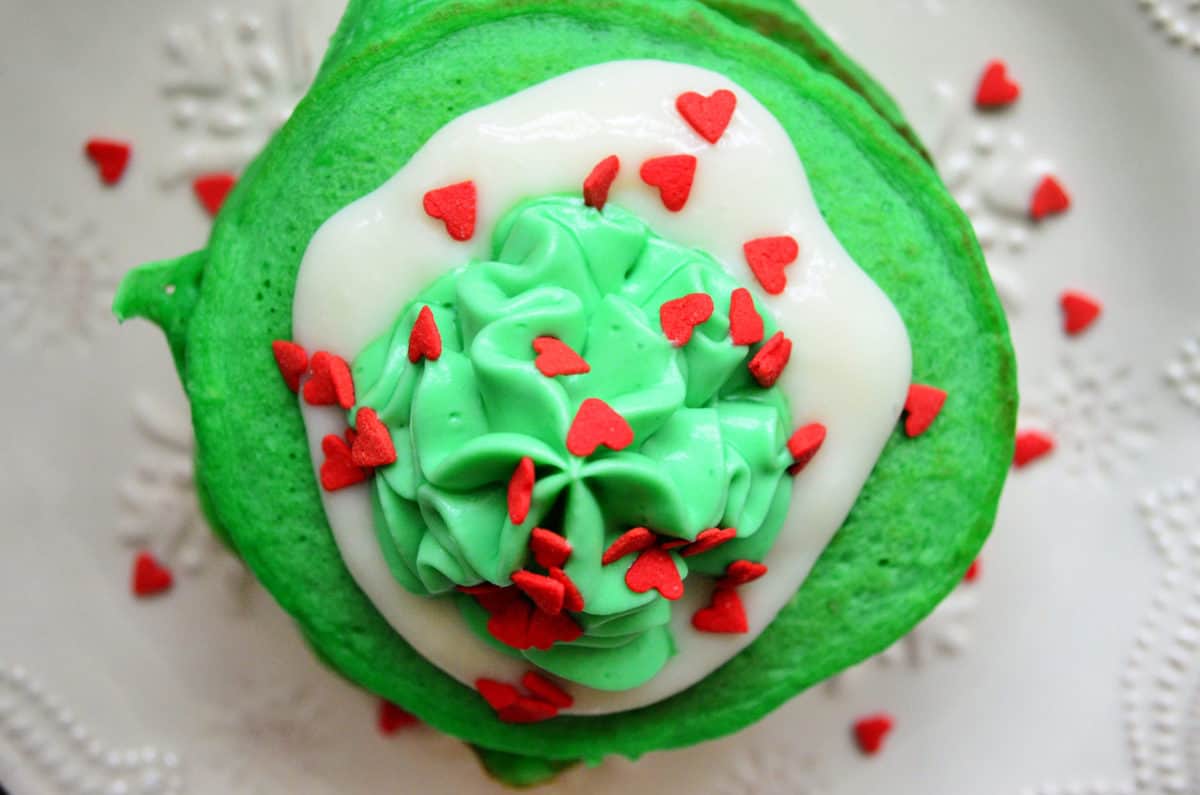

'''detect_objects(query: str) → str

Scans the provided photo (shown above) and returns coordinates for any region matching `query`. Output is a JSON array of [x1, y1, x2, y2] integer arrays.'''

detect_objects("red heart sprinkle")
[[344, 428, 358, 447], [271, 340, 308, 393], [192, 173, 236, 217], [717, 560, 768, 589], [639, 155, 697, 212], [1031, 175, 1071, 221], [964, 559, 982, 583], [303, 351, 355, 409], [1060, 290, 1102, 336], [497, 697, 559, 724], [660, 293, 715, 346], [408, 305, 443, 363], [747, 331, 793, 388], [320, 434, 369, 491], [583, 155, 620, 211], [131, 551, 173, 597], [487, 597, 533, 649], [512, 570, 565, 616], [84, 138, 131, 185], [566, 398, 634, 456], [549, 567, 585, 612], [526, 607, 583, 650], [676, 89, 737, 144], [533, 336, 590, 377], [422, 180, 476, 241], [691, 587, 748, 633], [377, 701, 418, 735], [679, 527, 737, 558], [352, 407, 396, 468], [904, 384, 947, 437], [854, 713, 894, 755], [1014, 429, 1055, 468], [507, 456, 535, 524], [729, 288, 763, 345], [625, 546, 684, 600], [521, 671, 574, 709], [787, 423, 827, 474], [530, 528, 572, 569], [601, 527, 657, 565], [476, 679, 521, 711], [975, 60, 1020, 108], [743, 236, 799, 295]]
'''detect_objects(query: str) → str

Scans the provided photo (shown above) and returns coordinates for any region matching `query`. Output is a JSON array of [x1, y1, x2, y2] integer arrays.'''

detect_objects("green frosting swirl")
[[349, 196, 794, 690]]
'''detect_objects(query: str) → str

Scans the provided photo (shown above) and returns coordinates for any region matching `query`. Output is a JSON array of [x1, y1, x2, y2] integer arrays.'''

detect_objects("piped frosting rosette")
[[345, 196, 796, 690]]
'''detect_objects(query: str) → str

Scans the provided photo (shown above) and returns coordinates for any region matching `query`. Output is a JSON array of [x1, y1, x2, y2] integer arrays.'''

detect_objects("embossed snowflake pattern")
[[160, 2, 317, 186], [875, 585, 978, 667], [0, 663, 184, 795], [1024, 476, 1200, 795], [1164, 332, 1200, 412], [1135, 0, 1200, 54], [712, 746, 829, 795], [201, 679, 340, 795], [0, 209, 117, 351], [116, 394, 251, 602], [822, 579, 979, 697], [925, 81, 1067, 313], [1020, 355, 1156, 483]]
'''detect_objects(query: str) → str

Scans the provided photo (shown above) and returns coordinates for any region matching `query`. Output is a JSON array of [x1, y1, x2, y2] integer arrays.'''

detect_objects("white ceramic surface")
[[1, 1, 1197, 793]]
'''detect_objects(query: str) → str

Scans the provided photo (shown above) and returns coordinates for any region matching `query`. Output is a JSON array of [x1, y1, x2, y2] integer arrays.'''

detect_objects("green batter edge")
[[114, 0, 1015, 786]]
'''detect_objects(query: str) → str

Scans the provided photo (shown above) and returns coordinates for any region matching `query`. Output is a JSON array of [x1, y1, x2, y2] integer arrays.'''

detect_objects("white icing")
[[293, 61, 912, 715]]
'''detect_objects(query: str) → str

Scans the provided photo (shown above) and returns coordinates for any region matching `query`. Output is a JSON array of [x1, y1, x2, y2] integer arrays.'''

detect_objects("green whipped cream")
[[349, 196, 794, 690]]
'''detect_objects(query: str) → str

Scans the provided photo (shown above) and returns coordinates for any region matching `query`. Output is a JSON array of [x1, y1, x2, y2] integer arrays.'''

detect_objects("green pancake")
[[114, 0, 1015, 784]]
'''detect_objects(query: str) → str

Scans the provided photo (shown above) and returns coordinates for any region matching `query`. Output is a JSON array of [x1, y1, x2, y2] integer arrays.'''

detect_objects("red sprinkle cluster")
[[692, 558, 769, 634], [461, 582, 583, 651], [600, 526, 743, 604], [304, 351, 356, 409], [476, 670, 574, 724], [459, 526, 586, 652]]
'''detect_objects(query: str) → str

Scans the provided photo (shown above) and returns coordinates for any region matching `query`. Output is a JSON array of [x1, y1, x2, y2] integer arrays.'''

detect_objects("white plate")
[[1, 1, 1197, 793]]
